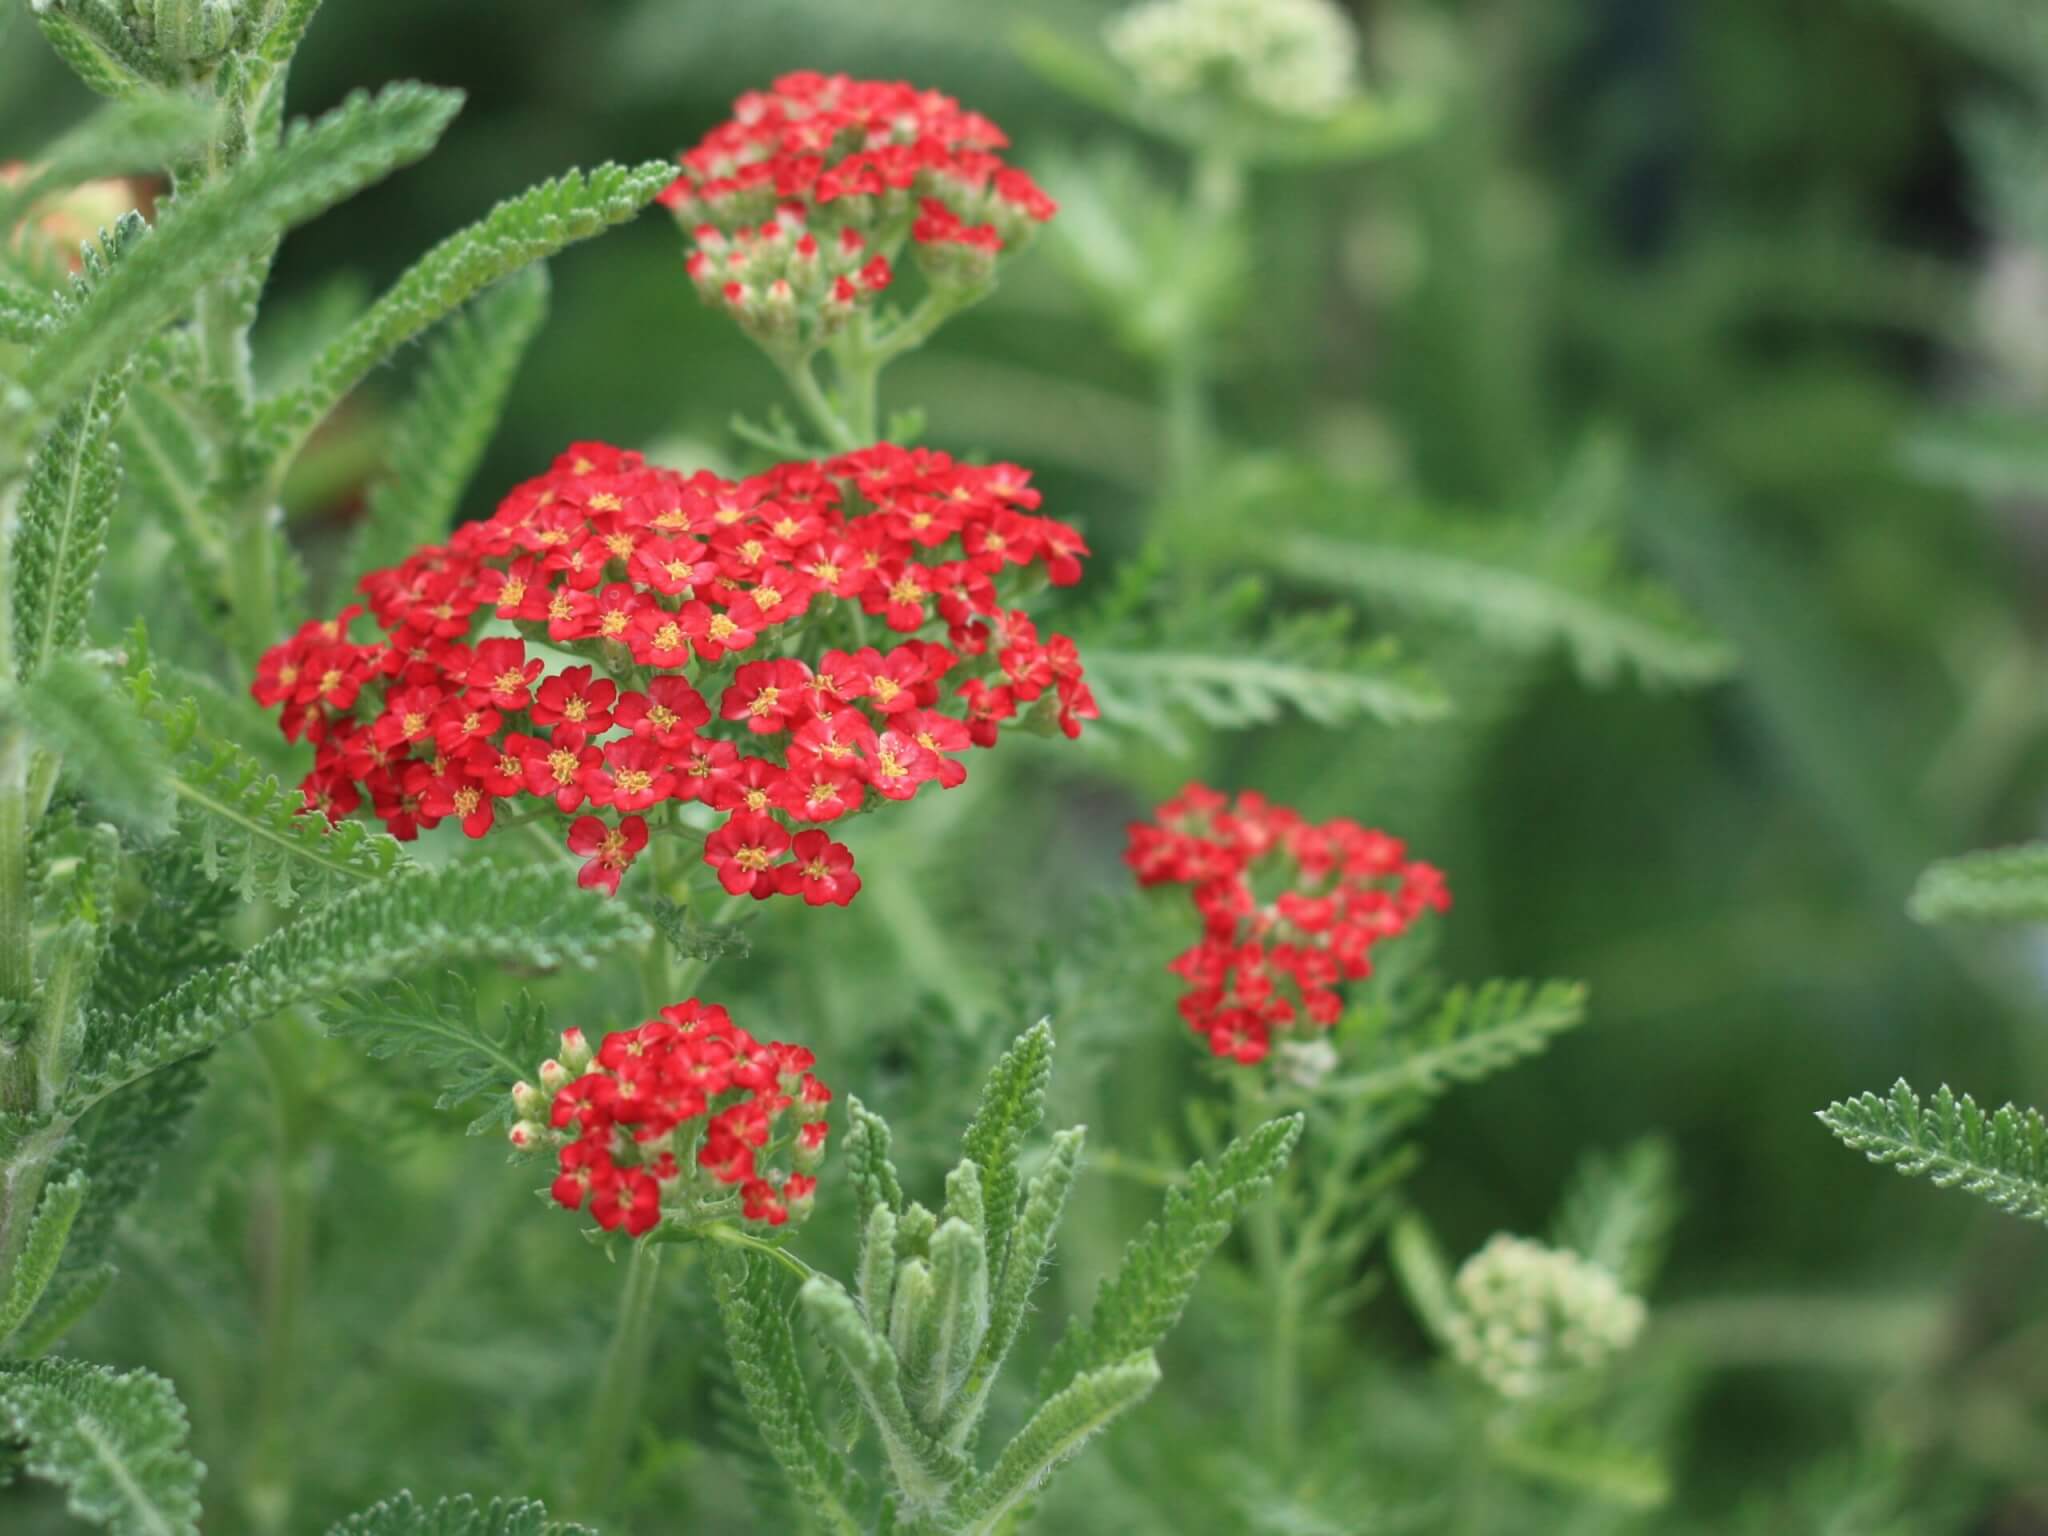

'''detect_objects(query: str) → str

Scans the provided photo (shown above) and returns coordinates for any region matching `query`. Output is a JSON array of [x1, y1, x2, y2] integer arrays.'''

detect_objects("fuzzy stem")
[[571, 1238, 666, 1520], [0, 726, 29, 1012]]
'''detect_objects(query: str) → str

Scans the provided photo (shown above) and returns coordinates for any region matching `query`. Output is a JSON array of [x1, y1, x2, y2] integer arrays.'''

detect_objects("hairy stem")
[[775, 350, 860, 453], [571, 1238, 665, 1520], [0, 725, 29, 1012]]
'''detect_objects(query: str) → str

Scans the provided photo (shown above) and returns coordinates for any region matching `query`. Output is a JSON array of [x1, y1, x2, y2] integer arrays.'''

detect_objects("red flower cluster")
[[1127, 785, 1451, 1065], [511, 1003, 831, 1237], [252, 440, 1095, 900], [658, 72, 1056, 343]]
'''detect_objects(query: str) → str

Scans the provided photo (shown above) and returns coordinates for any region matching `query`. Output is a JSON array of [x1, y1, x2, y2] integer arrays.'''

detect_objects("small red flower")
[[567, 814, 649, 896], [775, 830, 860, 906], [704, 812, 791, 897]]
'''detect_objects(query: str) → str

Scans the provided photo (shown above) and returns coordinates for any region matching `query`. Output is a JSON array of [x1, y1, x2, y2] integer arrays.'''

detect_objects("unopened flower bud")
[[509, 1119, 546, 1151], [538, 1058, 572, 1094], [559, 1028, 593, 1073], [511, 1080, 548, 1119]]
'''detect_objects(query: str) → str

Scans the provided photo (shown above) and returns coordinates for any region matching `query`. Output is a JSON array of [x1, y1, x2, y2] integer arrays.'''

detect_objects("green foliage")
[[0, 1357, 202, 1536], [958, 1018, 1051, 1288], [61, 860, 650, 1113], [1271, 510, 1735, 691], [322, 977, 559, 1130], [1552, 1138, 1681, 1295], [843, 1096, 906, 1218], [0, 1170, 88, 1351], [1820, 1080, 2048, 1225], [325, 1492, 593, 1536], [16, 655, 175, 836], [125, 638, 407, 905], [0, 97, 209, 236], [1333, 980, 1589, 1103], [28, 3, 173, 98], [711, 1252, 862, 1536], [256, 162, 672, 459], [341, 266, 549, 586], [12, 370, 127, 680], [801, 1275, 973, 1512], [22, 84, 462, 410], [1908, 843, 2048, 924], [1042, 1112, 1303, 1392], [951, 1352, 1160, 1536], [961, 1125, 1084, 1437]]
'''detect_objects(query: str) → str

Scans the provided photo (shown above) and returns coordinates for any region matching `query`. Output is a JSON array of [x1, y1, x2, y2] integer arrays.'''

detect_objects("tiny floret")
[[1106, 0, 1362, 121]]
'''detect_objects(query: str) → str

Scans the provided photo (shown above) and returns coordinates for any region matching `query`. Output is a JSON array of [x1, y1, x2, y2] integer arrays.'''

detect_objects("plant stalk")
[[572, 1238, 666, 1520]]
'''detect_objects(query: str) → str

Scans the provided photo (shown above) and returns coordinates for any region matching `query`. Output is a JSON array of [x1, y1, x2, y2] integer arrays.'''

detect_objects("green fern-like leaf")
[[1819, 1079, 2048, 1225], [16, 655, 175, 835], [12, 370, 126, 679], [712, 1252, 863, 1535], [0, 1357, 202, 1536], [959, 1020, 1053, 1291], [23, 84, 462, 410], [844, 1097, 906, 1219], [341, 265, 549, 586], [127, 639, 407, 905], [2, 280, 56, 345], [1909, 843, 2048, 924], [1332, 980, 1589, 1103], [1041, 1113, 1303, 1394], [0, 1172, 89, 1351], [1271, 513, 1733, 691], [322, 977, 560, 1130], [61, 861, 650, 1114], [324, 1491, 593, 1536], [953, 1352, 1160, 1536], [257, 162, 670, 461]]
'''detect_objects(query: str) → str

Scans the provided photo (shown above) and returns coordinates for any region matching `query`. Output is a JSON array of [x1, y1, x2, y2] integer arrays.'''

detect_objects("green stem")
[[571, 1239, 666, 1520], [242, 1026, 313, 1536], [774, 351, 861, 453], [1234, 1073, 1298, 1465], [0, 726, 29, 1012], [697, 1222, 818, 1284]]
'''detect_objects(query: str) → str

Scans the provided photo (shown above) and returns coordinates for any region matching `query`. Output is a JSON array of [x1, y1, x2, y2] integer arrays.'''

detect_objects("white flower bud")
[[1443, 1234, 1645, 1399]]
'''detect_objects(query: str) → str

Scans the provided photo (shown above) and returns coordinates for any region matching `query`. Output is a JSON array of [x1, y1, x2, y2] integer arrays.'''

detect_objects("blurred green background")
[[8, 0, 2048, 1530]]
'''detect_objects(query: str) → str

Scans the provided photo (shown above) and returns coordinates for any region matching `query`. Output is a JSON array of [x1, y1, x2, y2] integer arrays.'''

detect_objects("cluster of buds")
[[252, 440, 1095, 901], [1126, 784, 1449, 1065], [1442, 1235, 1647, 1400], [1105, 0, 1362, 122], [31, 0, 245, 75], [658, 72, 1057, 344], [509, 1002, 831, 1237]]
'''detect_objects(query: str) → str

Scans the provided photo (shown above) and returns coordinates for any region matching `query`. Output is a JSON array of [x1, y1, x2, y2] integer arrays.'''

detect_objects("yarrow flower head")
[[508, 1000, 831, 1238], [658, 72, 1057, 346], [1106, 0, 1362, 121], [1126, 783, 1449, 1065], [1442, 1234, 1647, 1399], [253, 440, 1096, 901]]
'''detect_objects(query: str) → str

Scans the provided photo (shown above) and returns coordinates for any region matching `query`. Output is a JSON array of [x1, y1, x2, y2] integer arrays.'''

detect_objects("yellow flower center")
[[654, 621, 683, 650], [748, 686, 781, 717], [561, 697, 588, 723], [548, 750, 579, 785]]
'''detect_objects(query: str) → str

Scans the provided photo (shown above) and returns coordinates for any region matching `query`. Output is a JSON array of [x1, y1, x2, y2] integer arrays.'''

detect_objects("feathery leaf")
[[1820, 1079, 2048, 1225], [324, 1491, 592, 1536], [1552, 1138, 1680, 1295], [16, 656, 175, 836], [1271, 515, 1733, 690], [257, 163, 669, 459], [0, 1358, 202, 1536], [1330, 980, 1589, 1103], [342, 265, 549, 586], [23, 84, 462, 409], [953, 1353, 1160, 1536], [1909, 843, 2048, 924], [959, 1020, 1052, 1293], [13, 370, 125, 679], [1042, 1113, 1302, 1392], [61, 861, 649, 1113], [0, 1172, 89, 1351], [711, 1252, 863, 1535]]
